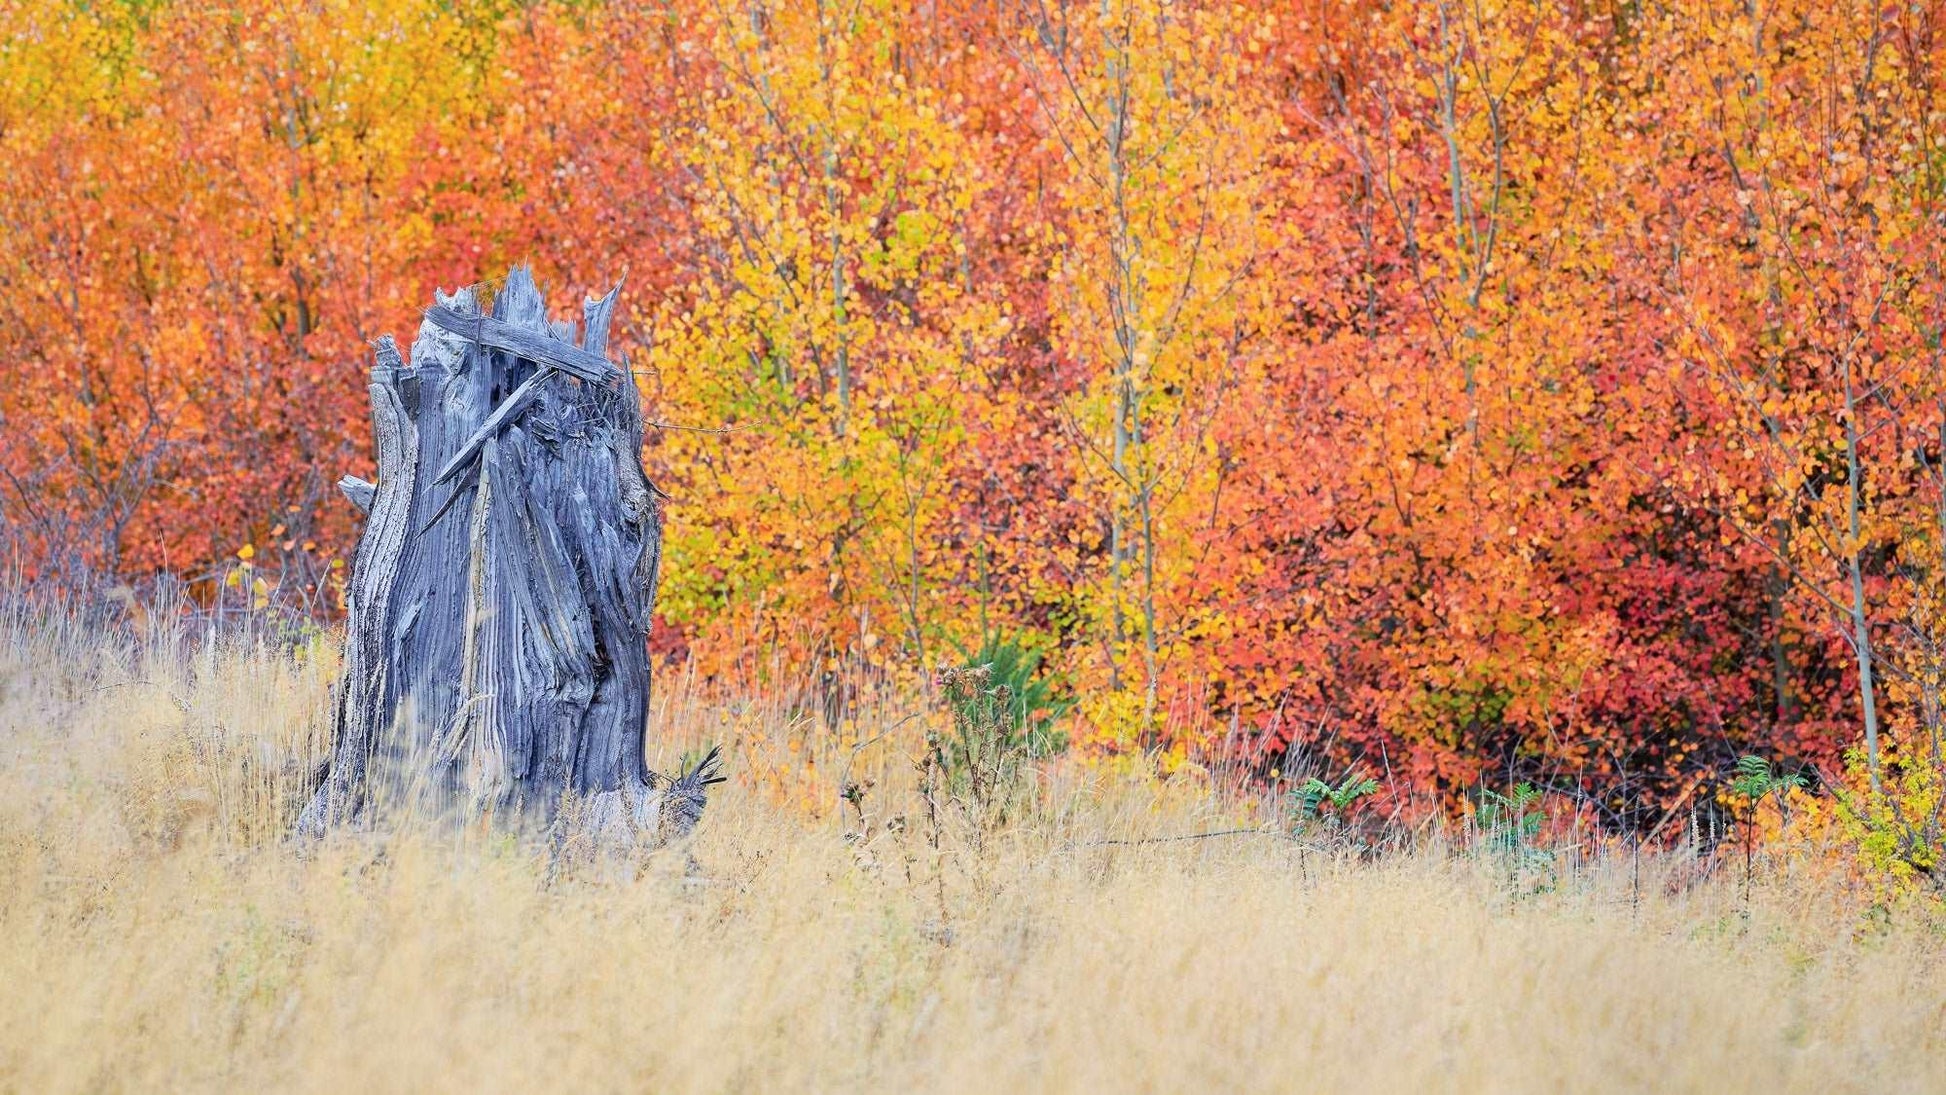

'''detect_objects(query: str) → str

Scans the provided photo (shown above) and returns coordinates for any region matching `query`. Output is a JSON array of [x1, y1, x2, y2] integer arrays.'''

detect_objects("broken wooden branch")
[[422, 302, 619, 384]]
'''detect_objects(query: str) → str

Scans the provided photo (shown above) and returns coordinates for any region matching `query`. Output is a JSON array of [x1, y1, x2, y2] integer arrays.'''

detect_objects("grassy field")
[[1, 597, 1943, 1094]]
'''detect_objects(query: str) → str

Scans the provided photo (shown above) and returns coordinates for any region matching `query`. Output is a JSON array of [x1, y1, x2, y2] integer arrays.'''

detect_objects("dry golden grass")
[[2, 596, 1944, 1094]]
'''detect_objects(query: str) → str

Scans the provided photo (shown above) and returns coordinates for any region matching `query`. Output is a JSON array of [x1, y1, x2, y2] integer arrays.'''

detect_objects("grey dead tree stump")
[[298, 268, 720, 846]]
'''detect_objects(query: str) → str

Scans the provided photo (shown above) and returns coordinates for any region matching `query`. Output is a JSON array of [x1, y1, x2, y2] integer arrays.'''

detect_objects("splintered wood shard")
[[431, 365, 557, 487], [298, 267, 694, 846], [422, 302, 620, 384], [338, 475, 376, 514]]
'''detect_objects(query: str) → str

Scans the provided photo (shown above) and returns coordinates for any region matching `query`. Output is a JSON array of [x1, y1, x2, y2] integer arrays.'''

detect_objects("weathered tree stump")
[[299, 268, 718, 844]]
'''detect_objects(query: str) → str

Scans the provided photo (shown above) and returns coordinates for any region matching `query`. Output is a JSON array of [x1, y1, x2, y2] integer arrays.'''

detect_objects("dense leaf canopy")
[[4, 0, 1943, 824]]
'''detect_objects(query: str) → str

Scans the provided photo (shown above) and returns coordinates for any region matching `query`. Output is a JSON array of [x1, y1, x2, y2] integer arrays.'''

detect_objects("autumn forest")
[[5, 0, 1945, 857]]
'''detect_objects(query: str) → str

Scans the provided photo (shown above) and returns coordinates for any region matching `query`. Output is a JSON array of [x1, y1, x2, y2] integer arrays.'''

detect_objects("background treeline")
[[4, 0, 1944, 831]]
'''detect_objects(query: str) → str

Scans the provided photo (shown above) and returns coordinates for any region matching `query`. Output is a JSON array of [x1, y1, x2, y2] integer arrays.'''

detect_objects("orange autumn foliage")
[[5, 0, 1945, 826]]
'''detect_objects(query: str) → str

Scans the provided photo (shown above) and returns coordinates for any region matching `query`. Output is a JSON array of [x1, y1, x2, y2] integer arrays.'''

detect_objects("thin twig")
[[1083, 826, 1308, 848], [644, 420, 753, 435]]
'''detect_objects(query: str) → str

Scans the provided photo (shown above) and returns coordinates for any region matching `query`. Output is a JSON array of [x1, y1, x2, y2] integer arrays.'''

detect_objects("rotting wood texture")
[[298, 268, 717, 845]]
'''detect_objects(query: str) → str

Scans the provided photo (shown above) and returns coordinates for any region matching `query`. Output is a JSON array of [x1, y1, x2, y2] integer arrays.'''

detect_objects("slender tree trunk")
[[1767, 520, 1797, 726], [1842, 354, 1883, 792], [1105, 9, 1133, 698]]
